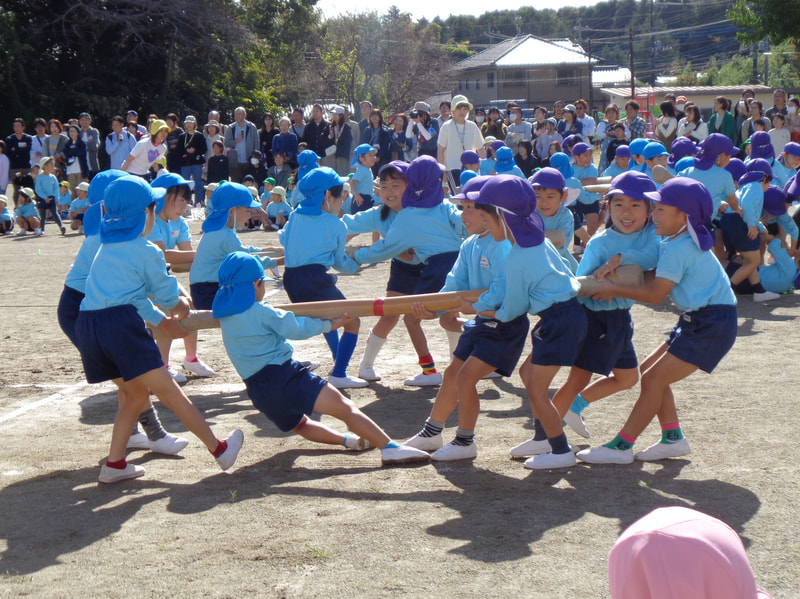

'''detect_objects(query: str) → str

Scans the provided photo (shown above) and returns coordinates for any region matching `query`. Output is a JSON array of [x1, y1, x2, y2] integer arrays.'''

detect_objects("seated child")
[[59, 181, 72, 219], [75, 175, 243, 482], [264, 186, 291, 230], [0, 194, 13, 234], [214, 251, 429, 465], [14, 187, 41, 236], [69, 181, 91, 231], [578, 177, 737, 465]]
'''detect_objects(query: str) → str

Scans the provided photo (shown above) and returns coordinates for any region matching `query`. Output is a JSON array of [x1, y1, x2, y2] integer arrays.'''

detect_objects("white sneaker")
[[270, 267, 281, 279], [127, 432, 150, 450], [576, 445, 634, 464], [523, 451, 576, 470], [16, 229, 26, 236], [300, 361, 320, 372], [328, 374, 369, 389], [431, 441, 477, 461], [167, 366, 187, 384], [183, 358, 215, 377], [357, 364, 381, 381], [482, 371, 502, 379], [148, 433, 190, 455], [509, 438, 551, 458], [563, 410, 591, 439], [404, 432, 443, 452], [216, 429, 244, 470], [634, 438, 691, 461], [754, 291, 780, 302], [99, 463, 145, 483], [381, 444, 430, 465], [343, 433, 371, 450], [403, 371, 443, 387]]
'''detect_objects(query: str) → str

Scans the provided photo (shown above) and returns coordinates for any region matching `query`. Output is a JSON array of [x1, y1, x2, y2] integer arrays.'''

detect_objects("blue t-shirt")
[[1, 207, 13, 222], [148, 215, 191, 250], [190, 227, 271, 283], [759, 239, 798, 294], [280, 211, 358, 273], [351, 164, 374, 196], [15, 203, 38, 219], [441, 233, 511, 312], [59, 191, 73, 207], [602, 162, 631, 178], [725, 181, 763, 227], [655, 232, 737, 311], [573, 164, 600, 205], [539, 204, 578, 273], [265, 200, 292, 219], [65, 234, 102, 293], [69, 198, 90, 213], [679, 165, 735, 214]]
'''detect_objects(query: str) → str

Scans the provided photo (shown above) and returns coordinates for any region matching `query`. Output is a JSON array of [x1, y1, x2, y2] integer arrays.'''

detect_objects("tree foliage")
[[728, 0, 800, 45]]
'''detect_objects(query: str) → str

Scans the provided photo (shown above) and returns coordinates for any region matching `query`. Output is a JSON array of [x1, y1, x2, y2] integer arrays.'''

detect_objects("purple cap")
[[460, 150, 480, 166], [607, 170, 657, 200], [563, 135, 578, 154], [784, 174, 800, 200], [643, 142, 668, 160], [452, 174, 492, 202], [694, 133, 737, 170], [749, 131, 774, 160], [724, 158, 747, 184], [402, 155, 445, 209], [378, 160, 409, 177], [530, 167, 566, 190], [668, 137, 698, 170], [549, 152, 574, 179], [469, 175, 544, 248], [763, 185, 787, 216], [629, 138, 649, 156], [615, 145, 631, 159], [572, 142, 591, 156], [489, 140, 506, 153], [644, 177, 714, 251], [783, 142, 800, 158], [746, 157, 773, 179]]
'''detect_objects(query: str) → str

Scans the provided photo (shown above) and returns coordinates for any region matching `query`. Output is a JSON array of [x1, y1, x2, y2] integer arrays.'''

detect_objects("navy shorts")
[[415, 251, 459, 295], [703, 219, 718, 236], [530, 298, 588, 367], [573, 307, 638, 375], [570, 201, 601, 228], [454, 315, 530, 376], [666, 304, 737, 373], [57, 285, 85, 347], [75, 305, 163, 383], [190, 281, 220, 310], [387, 259, 424, 295], [720, 212, 759, 253], [283, 264, 345, 302], [351, 194, 374, 214], [244, 359, 328, 432]]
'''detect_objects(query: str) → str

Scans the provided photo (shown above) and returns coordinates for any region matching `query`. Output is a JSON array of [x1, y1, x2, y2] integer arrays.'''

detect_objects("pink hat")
[[609, 507, 771, 599]]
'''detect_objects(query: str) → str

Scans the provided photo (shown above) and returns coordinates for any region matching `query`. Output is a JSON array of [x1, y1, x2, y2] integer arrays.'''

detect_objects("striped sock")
[[661, 423, 684, 444], [452, 429, 475, 446], [419, 418, 444, 438], [419, 354, 437, 375]]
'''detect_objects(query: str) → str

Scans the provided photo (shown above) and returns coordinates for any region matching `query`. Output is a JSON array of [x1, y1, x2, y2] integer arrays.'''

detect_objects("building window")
[[557, 69, 579, 86], [459, 80, 463, 90], [487, 72, 495, 88], [502, 70, 524, 88], [465, 79, 470, 90], [476, 79, 480, 90]]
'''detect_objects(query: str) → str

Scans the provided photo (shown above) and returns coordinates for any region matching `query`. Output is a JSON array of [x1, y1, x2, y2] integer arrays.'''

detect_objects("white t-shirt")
[[438, 120, 484, 170], [126, 138, 166, 176]]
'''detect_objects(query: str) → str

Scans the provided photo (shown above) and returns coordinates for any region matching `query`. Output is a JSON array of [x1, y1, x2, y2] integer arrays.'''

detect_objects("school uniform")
[[656, 232, 737, 373], [720, 180, 764, 254], [602, 161, 631, 178], [265, 200, 292, 225], [769, 159, 795, 188], [538, 204, 578, 273], [678, 165, 735, 215], [76, 237, 179, 383], [575, 223, 660, 375], [495, 240, 587, 367], [1, 206, 14, 233], [350, 163, 374, 214], [219, 302, 330, 432], [572, 163, 602, 216], [15, 202, 38, 220], [148, 214, 191, 250], [69, 197, 90, 221], [442, 233, 529, 377], [58, 234, 103, 345]]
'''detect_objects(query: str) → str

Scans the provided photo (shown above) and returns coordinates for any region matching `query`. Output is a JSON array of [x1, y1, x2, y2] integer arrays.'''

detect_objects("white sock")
[[33, 228, 41, 235], [446, 330, 462, 358], [359, 329, 387, 369]]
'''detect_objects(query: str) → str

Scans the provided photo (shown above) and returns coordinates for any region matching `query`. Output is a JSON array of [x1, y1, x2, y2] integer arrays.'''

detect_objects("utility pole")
[[629, 28, 636, 99], [588, 38, 594, 111]]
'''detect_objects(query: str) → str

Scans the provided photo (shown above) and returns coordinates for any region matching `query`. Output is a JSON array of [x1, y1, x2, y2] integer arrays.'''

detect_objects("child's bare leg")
[[729, 250, 760, 285], [371, 314, 400, 338], [292, 415, 350, 445], [574, 226, 589, 245], [585, 213, 600, 238], [455, 357, 496, 430], [713, 229, 726, 261], [403, 313, 431, 357], [312, 384, 391, 448], [438, 312, 463, 333], [620, 352, 697, 440], [134, 367, 220, 451], [524, 364, 562, 437], [552, 367, 593, 418], [518, 351, 534, 387], [152, 325, 174, 365], [183, 330, 199, 357], [580, 367, 639, 403], [428, 358, 463, 423], [109, 378, 150, 462]]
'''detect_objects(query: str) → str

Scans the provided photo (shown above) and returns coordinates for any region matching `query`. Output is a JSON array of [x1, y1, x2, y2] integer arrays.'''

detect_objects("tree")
[[729, 0, 800, 45]]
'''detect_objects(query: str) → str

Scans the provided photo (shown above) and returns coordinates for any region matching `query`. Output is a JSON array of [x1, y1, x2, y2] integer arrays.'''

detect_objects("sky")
[[316, 0, 604, 22]]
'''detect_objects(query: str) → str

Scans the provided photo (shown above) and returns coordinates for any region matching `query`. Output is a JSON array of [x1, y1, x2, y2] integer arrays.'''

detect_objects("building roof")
[[600, 84, 774, 97], [457, 35, 596, 71]]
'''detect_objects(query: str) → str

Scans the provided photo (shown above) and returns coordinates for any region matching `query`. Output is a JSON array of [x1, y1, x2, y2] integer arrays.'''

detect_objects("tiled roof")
[[600, 84, 774, 96], [457, 35, 596, 71]]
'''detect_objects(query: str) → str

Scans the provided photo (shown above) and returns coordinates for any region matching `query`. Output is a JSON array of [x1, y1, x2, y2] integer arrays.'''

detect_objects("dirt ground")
[[0, 215, 797, 598]]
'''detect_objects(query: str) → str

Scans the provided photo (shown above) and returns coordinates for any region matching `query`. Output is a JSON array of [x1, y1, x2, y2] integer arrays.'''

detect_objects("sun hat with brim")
[[351, 143, 376, 168], [150, 119, 169, 136], [75, 181, 90, 193], [82, 169, 129, 237], [643, 142, 668, 160], [451, 95, 473, 112], [469, 175, 544, 248], [0, 195, 7, 206], [628, 138, 649, 157], [614, 145, 631, 159], [296, 149, 321, 182], [39, 156, 54, 169], [607, 170, 657, 200], [549, 152, 574, 179], [724, 158, 747, 183], [202, 182, 262, 232], [483, 136, 497, 145], [101, 176, 159, 243], [379, 160, 409, 178], [19, 187, 35, 199], [402, 155, 446, 209], [183, 115, 197, 125], [749, 131, 774, 160], [572, 142, 592, 156], [264, 177, 277, 186], [59, 181, 71, 189], [644, 177, 713, 251], [451, 174, 492, 204], [783, 142, 800, 158], [460, 150, 480, 166], [494, 146, 517, 173], [271, 186, 286, 198], [763, 185, 787, 216], [459, 169, 479, 187], [668, 137, 697, 169], [296, 167, 349, 216], [413, 101, 431, 114], [212, 252, 268, 318], [205, 120, 221, 134], [563, 104, 576, 113]]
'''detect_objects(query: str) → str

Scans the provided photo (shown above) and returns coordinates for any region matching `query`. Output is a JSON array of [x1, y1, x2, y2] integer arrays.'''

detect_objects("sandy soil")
[[0, 216, 797, 598]]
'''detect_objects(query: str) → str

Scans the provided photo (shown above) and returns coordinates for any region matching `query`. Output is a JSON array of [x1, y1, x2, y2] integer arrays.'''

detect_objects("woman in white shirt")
[[677, 105, 708, 143]]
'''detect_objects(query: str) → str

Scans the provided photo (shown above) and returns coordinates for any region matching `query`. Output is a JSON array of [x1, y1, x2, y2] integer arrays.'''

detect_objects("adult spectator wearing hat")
[[178, 116, 207, 206], [438, 95, 485, 184], [406, 101, 439, 159], [224, 106, 259, 183], [78, 112, 100, 178], [121, 119, 170, 181], [126, 110, 148, 138], [203, 119, 224, 164]]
